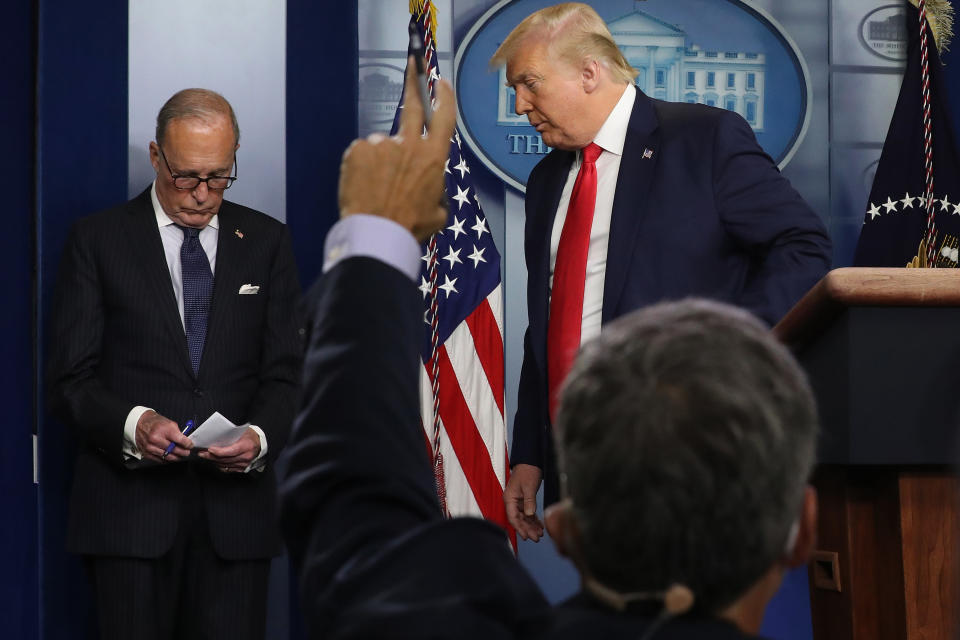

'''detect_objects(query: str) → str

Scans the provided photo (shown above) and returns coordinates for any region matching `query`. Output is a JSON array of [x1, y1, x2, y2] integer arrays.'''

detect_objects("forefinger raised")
[[426, 79, 456, 155], [397, 57, 426, 139]]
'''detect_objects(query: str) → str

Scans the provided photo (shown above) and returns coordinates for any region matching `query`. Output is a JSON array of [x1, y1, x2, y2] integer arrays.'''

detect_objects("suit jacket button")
[[193, 388, 203, 397]]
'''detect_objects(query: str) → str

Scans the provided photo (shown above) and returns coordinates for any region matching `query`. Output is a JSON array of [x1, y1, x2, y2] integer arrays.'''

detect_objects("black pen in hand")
[[408, 21, 432, 125], [161, 419, 196, 460]]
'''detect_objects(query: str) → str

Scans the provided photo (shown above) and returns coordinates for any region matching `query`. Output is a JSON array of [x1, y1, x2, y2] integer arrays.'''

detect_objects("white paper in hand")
[[188, 411, 249, 449]]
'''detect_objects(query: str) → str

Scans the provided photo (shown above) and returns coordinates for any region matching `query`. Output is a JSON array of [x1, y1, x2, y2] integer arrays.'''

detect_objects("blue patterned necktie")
[[178, 225, 213, 375]]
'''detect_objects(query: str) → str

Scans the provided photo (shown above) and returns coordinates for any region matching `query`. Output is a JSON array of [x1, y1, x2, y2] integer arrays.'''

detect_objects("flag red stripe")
[[419, 416, 433, 461], [465, 299, 505, 417], [431, 345, 512, 535]]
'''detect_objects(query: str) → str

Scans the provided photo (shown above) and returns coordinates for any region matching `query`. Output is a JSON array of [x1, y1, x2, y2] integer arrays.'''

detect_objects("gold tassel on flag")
[[909, 0, 954, 53], [410, 0, 438, 37]]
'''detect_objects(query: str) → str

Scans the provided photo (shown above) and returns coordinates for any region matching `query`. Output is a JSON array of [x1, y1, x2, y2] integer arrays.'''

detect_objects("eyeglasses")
[[157, 146, 238, 191]]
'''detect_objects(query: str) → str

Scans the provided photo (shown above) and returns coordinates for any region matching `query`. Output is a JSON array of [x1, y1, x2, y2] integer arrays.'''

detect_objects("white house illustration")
[[498, 8, 766, 132]]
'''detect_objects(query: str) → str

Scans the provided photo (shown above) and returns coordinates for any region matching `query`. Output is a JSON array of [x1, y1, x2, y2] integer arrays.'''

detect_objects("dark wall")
[[35, 0, 129, 636], [0, 0, 38, 638], [286, 1, 358, 288]]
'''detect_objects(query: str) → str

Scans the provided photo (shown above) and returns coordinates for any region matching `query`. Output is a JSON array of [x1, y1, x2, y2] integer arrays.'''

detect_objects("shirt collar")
[[150, 180, 220, 230], [590, 83, 636, 158]]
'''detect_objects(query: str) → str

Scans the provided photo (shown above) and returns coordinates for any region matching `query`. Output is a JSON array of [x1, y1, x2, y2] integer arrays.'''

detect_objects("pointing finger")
[[398, 57, 426, 139], [427, 79, 456, 155]]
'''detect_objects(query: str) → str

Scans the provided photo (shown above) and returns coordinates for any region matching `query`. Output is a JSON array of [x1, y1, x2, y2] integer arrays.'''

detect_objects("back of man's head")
[[555, 299, 818, 613]]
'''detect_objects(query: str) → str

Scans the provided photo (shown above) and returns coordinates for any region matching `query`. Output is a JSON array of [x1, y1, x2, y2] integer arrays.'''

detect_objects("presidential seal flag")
[[392, 0, 515, 547], [854, 0, 960, 267]]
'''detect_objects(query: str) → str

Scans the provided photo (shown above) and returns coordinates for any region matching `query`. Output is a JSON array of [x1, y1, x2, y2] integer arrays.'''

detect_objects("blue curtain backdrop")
[[0, 0, 38, 638], [287, 0, 358, 287], [35, 0, 129, 636]]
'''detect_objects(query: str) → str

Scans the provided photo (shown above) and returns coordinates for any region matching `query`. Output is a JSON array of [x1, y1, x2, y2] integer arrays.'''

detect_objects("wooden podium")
[[774, 268, 960, 640]]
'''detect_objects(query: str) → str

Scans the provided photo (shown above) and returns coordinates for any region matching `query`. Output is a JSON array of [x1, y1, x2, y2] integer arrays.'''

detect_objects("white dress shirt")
[[122, 182, 267, 470], [549, 83, 636, 345]]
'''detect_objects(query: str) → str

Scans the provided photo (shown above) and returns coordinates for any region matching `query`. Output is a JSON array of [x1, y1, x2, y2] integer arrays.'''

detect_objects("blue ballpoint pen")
[[161, 419, 196, 460]]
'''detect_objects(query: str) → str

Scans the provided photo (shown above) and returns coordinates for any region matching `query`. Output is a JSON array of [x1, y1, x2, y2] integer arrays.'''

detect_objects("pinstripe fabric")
[[87, 483, 269, 640], [48, 187, 304, 563]]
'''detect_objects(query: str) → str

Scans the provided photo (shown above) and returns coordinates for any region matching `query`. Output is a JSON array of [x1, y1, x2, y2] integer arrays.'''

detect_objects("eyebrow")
[[505, 71, 543, 88]]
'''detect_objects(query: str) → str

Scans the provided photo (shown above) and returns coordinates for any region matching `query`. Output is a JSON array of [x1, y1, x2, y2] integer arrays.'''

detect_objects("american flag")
[[853, 1, 960, 267], [392, 1, 514, 546]]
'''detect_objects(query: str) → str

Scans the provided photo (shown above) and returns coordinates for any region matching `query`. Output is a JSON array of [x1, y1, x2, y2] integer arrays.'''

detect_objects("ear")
[[785, 485, 818, 568], [581, 58, 602, 93], [545, 498, 578, 559], [149, 141, 161, 173]]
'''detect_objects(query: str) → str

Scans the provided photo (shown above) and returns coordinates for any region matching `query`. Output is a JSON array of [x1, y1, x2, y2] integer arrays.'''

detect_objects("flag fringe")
[[409, 0, 439, 40], [911, 0, 954, 54]]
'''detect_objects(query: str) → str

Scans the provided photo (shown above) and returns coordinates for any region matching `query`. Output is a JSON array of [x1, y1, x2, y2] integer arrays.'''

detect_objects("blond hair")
[[490, 3, 637, 84]]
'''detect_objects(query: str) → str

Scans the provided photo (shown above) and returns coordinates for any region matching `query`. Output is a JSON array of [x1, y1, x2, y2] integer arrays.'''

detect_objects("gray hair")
[[555, 299, 818, 612], [155, 88, 240, 146]]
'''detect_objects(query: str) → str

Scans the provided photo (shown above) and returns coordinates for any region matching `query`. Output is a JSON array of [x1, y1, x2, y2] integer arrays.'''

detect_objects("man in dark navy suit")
[[48, 89, 302, 640], [280, 60, 820, 640], [489, 3, 832, 538]]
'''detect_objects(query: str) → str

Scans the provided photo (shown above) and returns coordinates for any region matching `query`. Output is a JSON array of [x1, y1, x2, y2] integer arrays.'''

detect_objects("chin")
[[539, 134, 558, 149], [545, 138, 576, 151], [177, 212, 216, 228]]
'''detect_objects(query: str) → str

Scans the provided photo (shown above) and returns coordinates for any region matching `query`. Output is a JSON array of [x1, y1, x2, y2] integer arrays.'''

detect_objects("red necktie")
[[547, 142, 603, 423]]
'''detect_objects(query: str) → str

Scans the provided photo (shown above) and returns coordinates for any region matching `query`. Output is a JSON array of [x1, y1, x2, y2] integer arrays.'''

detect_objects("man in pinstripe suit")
[[49, 89, 303, 640]]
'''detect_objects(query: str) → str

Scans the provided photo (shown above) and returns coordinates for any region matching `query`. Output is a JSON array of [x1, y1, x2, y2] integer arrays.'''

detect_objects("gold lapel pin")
[[235, 229, 244, 239]]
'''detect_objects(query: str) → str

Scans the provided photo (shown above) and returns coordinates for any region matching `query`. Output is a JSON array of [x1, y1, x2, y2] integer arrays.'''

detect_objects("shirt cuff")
[[323, 214, 422, 281], [244, 424, 268, 473], [123, 406, 152, 460]]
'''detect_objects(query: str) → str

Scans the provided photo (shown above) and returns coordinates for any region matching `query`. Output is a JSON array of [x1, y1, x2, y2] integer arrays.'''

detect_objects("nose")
[[192, 180, 209, 203], [514, 89, 531, 115]]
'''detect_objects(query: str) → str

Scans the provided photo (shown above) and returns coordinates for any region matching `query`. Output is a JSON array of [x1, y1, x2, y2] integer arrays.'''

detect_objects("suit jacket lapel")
[[528, 150, 574, 372], [205, 204, 240, 377], [602, 93, 661, 323], [124, 188, 195, 378]]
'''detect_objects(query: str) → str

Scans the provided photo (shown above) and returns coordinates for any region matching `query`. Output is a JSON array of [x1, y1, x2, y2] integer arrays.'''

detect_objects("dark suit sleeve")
[[47, 221, 135, 458], [510, 327, 545, 469], [281, 257, 441, 553], [280, 257, 548, 637], [245, 225, 303, 461], [712, 110, 831, 325], [279, 257, 441, 631], [510, 161, 550, 471]]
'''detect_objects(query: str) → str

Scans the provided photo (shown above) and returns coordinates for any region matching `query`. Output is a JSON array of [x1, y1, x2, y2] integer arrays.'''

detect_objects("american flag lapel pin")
[[234, 229, 244, 239], [642, 148, 654, 159]]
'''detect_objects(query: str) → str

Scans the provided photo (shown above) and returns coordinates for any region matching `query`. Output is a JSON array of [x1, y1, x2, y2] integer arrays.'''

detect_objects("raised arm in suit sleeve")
[[48, 221, 137, 460], [242, 225, 303, 464], [280, 225, 548, 636], [279, 256, 445, 632], [712, 110, 832, 325]]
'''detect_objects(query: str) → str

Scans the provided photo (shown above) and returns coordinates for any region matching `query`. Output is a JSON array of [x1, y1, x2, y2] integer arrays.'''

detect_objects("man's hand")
[[199, 428, 262, 473], [136, 410, 192, 462], [338, 57, 456, 243], [505, 463, 544, 542]]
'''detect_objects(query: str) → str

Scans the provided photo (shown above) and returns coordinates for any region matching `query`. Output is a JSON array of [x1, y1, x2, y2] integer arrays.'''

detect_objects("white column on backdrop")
[[128, 0, 287, 221]]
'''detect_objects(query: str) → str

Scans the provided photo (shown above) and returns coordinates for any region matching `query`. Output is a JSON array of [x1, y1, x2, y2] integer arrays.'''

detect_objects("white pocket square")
[[238, 284, 260, 295]]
